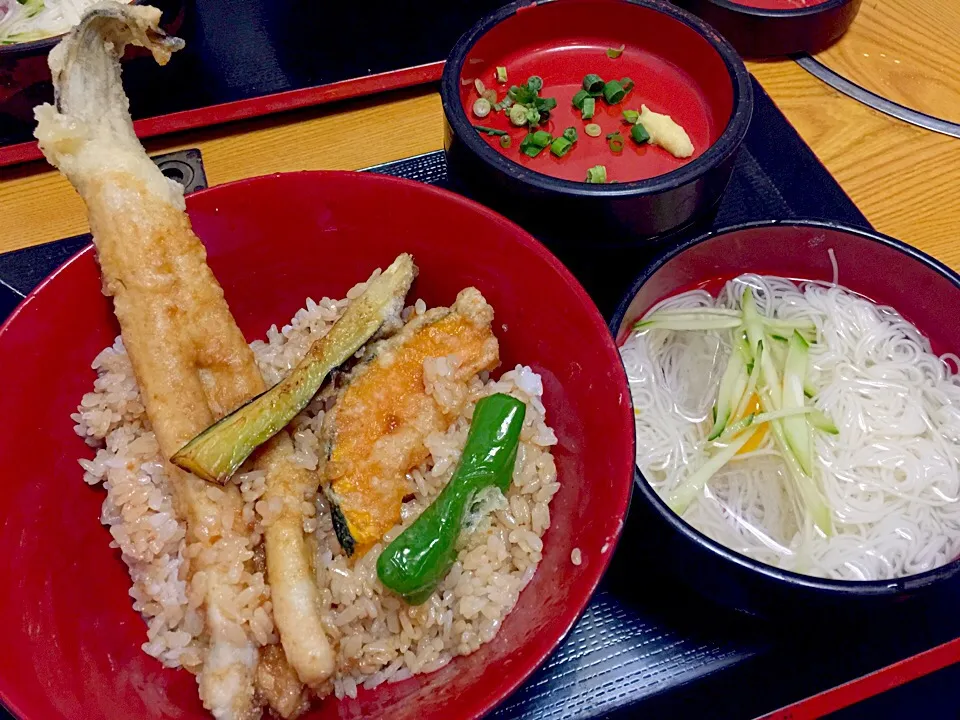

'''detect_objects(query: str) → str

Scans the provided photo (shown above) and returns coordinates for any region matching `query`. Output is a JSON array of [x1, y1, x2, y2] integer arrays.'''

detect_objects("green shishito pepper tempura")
[[377, 393, 526, 604]]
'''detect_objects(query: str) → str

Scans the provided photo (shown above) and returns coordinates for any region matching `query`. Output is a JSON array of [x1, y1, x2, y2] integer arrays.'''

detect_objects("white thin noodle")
[[621, 274, 960, 580], [828, 247, 839, 286]]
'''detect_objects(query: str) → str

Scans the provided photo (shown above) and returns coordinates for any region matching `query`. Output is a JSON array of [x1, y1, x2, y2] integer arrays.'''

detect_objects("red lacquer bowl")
[[441, 0, 753, 241], [0, 172, 634, 719]]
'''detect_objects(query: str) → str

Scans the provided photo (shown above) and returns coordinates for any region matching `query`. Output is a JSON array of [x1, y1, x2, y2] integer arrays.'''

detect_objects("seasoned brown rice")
[[73, 276, 559, 705]]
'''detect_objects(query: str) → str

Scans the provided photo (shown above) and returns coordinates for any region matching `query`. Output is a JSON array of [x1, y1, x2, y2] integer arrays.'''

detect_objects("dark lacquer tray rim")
[[0, 60, 445, 168]]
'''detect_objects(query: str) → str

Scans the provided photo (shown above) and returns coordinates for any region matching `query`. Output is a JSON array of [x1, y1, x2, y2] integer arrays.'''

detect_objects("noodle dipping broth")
[[620, 271, 960, 582]]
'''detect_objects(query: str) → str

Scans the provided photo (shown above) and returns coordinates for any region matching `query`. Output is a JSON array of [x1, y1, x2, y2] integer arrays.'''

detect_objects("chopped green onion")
[[461, 77, 474, 86], [482, 89, 498, 104], [607, 132, 624, 153], [474, 79, 486, 95], [620, 77, 635, 93], [581, 97, 596, 120], [472, 98, 492, 118], [585, 165, 608, 183], [602, 80, 626, 104], [508, 104, 528, 126], [501, 96, 514, 109], [535, 96, 557, 112], [525, 106, 541, 125], [473, 125, 508, 136], [496, 66, 508, 83], [527, 75, 544, 93], [508, 84, 536, 105], [583, 74, 605, 95], [606, 44, 625, 59], [572, 90, 589, 109], [631, 122, 650, 144], [584, 123, 602, 137], [499, 134, 511, 149], [563, 127, 578, 143], [519, 132, 552, 158], [550, 137, 573, 157], [531, 130, 552, 146], [519, 140, 543, 158], [623, 109, 640, 124]]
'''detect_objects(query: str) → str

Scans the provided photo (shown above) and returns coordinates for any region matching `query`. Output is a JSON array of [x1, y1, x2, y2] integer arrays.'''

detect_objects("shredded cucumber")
[[768, 413, 833, 535], [718, 405, 836, 443], [668, 426, 762, 514], [808, 408, 839, 434], [634, 315, 741, 332], [708, 347, 748, 441], [732, 339, 763, 421], [782, 331, 813, 474], [645, 287, 839, 530], [635, 304, 816, 338], [742, 290, 782, 408]]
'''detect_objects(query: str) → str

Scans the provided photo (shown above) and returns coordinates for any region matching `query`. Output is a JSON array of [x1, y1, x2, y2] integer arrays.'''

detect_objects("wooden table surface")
[[1, 28, 958, 272]]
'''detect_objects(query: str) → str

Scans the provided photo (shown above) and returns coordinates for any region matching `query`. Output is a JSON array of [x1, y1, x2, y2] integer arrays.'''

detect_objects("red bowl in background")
[[673, 0, 863, 57], [441, 0, 753, 242], [610, 220, 960, 616], [0, 172, 635, 719]]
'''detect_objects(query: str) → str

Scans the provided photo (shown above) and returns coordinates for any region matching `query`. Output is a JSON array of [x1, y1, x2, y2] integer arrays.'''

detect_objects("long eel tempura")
[[35, 4, 333, 716]]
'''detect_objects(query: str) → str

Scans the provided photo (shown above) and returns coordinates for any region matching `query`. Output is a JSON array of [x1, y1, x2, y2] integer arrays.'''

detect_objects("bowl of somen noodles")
[[612, 220, 960, 614]]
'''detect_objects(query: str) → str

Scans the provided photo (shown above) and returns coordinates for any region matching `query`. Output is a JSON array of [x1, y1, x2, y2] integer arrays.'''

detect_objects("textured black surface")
[[0, 0, 509, 149], [3, 81, 959, 720]]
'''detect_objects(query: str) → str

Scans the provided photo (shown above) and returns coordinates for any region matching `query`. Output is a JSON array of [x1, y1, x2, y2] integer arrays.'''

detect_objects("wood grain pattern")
[[0, 89, 444, 254], [813, 0, 960, 125], [750, 60, 960, 272], [0, 58, 958, 278]]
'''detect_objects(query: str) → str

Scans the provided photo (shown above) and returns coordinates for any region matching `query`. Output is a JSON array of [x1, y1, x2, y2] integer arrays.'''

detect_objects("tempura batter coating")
[[35, 4, 331, 715], [323, 288, 500, 556]]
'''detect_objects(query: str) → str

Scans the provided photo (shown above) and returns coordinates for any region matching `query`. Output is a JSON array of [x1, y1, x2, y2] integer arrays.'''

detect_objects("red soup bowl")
[[441, 0, 753, 243], [610, 220, 960, 617], [0, 172, 635, 719]]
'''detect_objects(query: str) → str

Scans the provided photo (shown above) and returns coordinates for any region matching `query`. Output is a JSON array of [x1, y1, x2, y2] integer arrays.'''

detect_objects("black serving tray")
[[2, 78, 960, 720]]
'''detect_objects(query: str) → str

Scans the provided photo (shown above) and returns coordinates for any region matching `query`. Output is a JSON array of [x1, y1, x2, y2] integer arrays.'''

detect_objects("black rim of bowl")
[[610, 218, 960, 597], [702, 0, 853, 19], [0, 35, 60, 57], [440, 0, 754, 198]]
